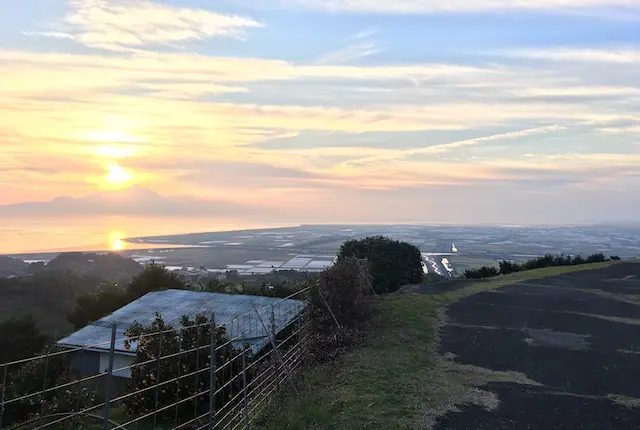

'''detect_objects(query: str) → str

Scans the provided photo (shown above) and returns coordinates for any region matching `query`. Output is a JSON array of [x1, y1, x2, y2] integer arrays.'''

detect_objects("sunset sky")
[[1, 0, 640, 224]]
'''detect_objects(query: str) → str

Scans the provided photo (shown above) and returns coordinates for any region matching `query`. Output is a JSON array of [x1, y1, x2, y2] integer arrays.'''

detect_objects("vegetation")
[[66, 263, 189, 329], [463, 265, 499, 279], [2, 349, 97, 428], [0, 314, 49, 364], [465, 252, 611, 279], [307, 258, 374, 363], [198, 270, 318, 299], [0, 271, 104, 335], [123, 313, 250, 425], [0, 256, 30, 278], [338, 236, 423, 294], [43, 252, 142, 283], [66, 282, 131, 330]]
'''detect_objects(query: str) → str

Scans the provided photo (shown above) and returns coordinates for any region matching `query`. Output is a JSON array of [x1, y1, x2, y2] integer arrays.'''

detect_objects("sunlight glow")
[[109, 231, 126, 251], [85, 130, 144, 144], [105, 165, 134, 188], [95, 144, 139, 159]]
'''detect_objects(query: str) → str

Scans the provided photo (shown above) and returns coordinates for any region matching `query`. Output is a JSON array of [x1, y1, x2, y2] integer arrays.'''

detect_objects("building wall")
[[70, 350, 135, 379], [99, 352, 135, 378]]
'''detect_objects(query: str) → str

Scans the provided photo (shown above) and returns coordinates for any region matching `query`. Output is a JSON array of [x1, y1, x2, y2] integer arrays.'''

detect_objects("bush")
[[2, 349, 96, 428], [585, 253, 607, 263], [464, 266, 499, 279], [338, 236, 422, 294], [123, 314, 250, 424], [610, 255, 621, 261], [307, 258, 374, 363], [498, 261, 522, 275]]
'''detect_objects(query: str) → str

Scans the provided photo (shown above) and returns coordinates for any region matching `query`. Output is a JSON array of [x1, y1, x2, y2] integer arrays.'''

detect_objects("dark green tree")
[[0, 314, 49, 363], [338, 236, 423, 294], [127, 263, 187, 299], [66, 282, 131, 330]]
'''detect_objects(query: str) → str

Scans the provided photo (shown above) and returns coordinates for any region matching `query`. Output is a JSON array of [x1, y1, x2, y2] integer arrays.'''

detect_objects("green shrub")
[[338, 236, 422, 294], [307, 258, 373, 363], [464, 266, 499, 279], [498, 261, 521, 275], [2, 349, 96, 428]]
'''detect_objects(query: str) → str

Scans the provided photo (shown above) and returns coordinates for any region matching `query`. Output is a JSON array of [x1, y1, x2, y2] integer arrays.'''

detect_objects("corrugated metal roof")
[[57, 290, 305, 354]]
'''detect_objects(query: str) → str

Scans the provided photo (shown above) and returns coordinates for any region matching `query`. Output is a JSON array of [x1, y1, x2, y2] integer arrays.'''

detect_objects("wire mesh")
[[0, 288, 309, 430]]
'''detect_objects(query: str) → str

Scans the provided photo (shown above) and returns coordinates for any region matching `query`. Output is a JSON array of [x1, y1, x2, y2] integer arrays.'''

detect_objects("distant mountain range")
[[0, 186, 262, 217]]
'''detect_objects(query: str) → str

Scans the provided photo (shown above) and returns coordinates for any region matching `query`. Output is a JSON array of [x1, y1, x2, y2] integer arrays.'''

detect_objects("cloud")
[[45, 0, 262, 51], [278, 0, 640, 15], [22, 31, 75, 40], [338, 125, 566, 167], [500, 47, 640, 63], [317, 27, 382, 64]]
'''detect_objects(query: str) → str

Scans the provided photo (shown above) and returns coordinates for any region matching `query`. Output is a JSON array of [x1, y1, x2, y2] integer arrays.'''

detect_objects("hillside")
[[0, 271, 105, 336], [42, 252, 143, 284], [0, 256, 30, 278], [0, 253, 143, 336], [263, 261, 633, 429]]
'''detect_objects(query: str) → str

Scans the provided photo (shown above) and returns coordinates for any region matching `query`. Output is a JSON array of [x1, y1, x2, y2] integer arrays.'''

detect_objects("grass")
[[260, 261, 621, 429]]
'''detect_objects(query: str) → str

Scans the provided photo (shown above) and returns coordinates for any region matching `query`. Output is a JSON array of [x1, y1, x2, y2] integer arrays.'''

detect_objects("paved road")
[[436, 263, 640, 429]]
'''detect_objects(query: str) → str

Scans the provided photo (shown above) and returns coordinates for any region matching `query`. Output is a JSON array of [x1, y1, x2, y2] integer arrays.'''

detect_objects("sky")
[[1, 0, 640, 225]]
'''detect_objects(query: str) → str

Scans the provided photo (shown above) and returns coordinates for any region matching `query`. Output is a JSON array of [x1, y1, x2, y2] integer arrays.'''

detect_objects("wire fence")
[[0, 289, 309, 430]]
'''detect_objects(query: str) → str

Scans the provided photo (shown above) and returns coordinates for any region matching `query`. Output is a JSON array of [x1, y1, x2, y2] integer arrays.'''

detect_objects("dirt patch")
[[523, 328, 590, 350]]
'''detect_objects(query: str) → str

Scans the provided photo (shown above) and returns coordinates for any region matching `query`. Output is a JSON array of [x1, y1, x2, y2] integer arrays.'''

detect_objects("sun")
[[109, 231, 126, 251], [105, 165, 134, 189]]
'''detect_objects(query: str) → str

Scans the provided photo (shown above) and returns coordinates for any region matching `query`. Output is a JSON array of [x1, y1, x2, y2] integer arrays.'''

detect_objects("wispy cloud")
[[317, 26, 382, 64], [502, 47, 640, 63], [40, 0, 262, 51], [338, 125, 566, 168], [22, 31, 75, 40], [281, 0, 640, 15]]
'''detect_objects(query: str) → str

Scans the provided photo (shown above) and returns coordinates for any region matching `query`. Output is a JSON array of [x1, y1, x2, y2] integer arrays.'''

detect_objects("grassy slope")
[[261, 261, 617, 430]]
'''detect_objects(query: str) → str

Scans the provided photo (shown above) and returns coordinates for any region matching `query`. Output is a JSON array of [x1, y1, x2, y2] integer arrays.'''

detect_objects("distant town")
[[5, 223, 640, 280]]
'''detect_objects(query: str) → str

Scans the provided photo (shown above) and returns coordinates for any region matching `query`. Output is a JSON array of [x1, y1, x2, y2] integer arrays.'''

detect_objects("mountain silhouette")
[[0, 186, 262, 217]]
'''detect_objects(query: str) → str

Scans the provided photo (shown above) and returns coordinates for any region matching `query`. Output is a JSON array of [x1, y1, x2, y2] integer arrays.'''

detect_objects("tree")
[[127, 263, 187, 299], [0, 314, 49, 363], [66, 283, 131, 330], [338, 236, 423, 294]]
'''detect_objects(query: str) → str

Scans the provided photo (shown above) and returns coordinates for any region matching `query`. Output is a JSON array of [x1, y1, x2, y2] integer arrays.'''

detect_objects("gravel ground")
[[436, 263, 640, 429]]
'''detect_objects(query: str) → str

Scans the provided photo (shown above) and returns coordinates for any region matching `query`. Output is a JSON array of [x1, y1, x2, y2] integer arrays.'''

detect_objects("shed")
[[57, 290, 305, 379]]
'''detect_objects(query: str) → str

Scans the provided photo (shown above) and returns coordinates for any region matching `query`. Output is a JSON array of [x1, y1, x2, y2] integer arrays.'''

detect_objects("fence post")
[[208, 313, 216, 430], [103, 323, 117, 430], [40, 348, 51, 417], [249, 300, 298, 395], [0, 363, 7, 430], [153, 334, 163, 429], [241, 331, 249, 430]]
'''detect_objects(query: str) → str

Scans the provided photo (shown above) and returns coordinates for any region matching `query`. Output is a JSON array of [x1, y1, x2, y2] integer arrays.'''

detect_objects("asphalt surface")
[[435, 263, 640, 429]]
